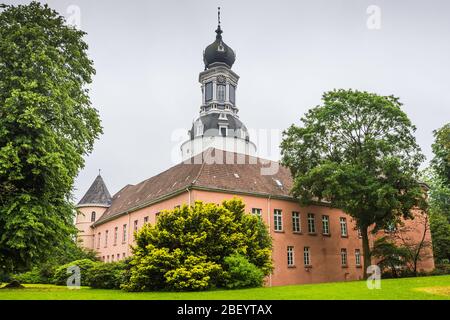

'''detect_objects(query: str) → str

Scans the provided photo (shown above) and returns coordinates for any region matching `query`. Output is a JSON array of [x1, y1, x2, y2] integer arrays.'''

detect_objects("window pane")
[[217, 85, 226, 102], [205, 82, 213, 101], [229, 85, 235, 103]]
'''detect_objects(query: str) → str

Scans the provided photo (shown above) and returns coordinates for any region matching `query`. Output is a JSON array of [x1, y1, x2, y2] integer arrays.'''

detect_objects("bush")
[[12, 268, 44, 284], [223, 254, 264, 289], [52, 259, 97, 286], [88, 261, 125, 289], [164, 255, 222, 291], [123, 199, 272, 291], [429, 263, 450, 276]]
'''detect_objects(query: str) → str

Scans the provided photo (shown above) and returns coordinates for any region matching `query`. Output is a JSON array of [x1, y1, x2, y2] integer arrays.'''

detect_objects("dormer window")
[[205, 82, 213, 102], [196, 123, 203, 136], [219, 125, 228, 137], [219, 113, 227, 120], [217, 84, 226, 102]]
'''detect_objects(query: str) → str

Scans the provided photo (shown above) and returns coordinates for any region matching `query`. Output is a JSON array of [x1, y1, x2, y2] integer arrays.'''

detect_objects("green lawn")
[[1, 275, 450, 300]]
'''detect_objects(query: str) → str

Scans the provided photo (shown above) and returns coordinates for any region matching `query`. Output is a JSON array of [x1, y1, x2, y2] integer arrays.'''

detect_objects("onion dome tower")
[[75, 172, 111, 249], [181, 7, 257, 160]]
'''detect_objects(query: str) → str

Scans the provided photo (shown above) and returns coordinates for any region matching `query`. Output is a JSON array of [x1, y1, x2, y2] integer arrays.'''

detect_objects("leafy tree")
[[431, 123, 450, 185], [122, 198, 272, 291], [0, 2, 102, 274], [371, 236, 410, 278], [424, 122, 450, 263], [281, 89, 425, 278]]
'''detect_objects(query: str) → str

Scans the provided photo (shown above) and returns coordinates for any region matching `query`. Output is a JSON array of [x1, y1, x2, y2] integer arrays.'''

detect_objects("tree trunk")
[[361, 225, 372, 279]]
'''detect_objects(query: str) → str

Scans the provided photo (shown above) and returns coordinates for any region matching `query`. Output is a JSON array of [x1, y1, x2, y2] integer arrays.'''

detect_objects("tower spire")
[[215, 6, 223, 39]]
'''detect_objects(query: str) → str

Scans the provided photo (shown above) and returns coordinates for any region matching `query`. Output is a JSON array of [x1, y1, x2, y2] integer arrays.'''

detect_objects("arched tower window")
[[91, 211, 96, 222]]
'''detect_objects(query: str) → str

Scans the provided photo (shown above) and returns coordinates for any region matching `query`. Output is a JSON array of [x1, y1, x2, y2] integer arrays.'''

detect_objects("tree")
[[392, 212, 432, 275], [425, 122, 450, 263], [431, 123, 450, 185], [0, 2, 102, 274], [371, 236, 409, 278], [122, 199, 272, 291], [281, 89, 425, 278]]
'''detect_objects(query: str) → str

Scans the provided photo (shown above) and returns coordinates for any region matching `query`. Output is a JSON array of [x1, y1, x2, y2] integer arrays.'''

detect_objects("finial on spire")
[[215, 6, 223, 39], [98, 168, 101, 176], [218, 6, 221, 27]]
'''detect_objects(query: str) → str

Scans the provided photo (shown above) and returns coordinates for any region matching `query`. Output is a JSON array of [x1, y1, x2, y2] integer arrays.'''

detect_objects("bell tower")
[[181, 8, 257, 160]]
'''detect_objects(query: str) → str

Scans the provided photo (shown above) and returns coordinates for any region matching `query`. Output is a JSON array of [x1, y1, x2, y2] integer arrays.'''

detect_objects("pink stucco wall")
[[76, 189, 434, 286]]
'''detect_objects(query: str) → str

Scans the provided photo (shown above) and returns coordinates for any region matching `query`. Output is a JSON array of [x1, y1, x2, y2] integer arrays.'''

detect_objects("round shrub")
[[13, 268, 44, 284], [52, 259, 97, 286], [223, 253, 264, 289], [88, 261, 125, 289]]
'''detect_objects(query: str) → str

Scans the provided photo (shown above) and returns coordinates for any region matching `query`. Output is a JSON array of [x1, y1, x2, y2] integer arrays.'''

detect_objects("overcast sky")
[[7, 0, 450, 202]]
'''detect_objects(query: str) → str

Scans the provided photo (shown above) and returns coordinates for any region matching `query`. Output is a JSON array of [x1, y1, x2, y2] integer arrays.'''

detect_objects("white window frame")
[[122, 224, 127, 243], [219, 125, 228, 137], [274, 209, 283, 232], [287, 246, 295, 267], [307, 213, 316, 233], [196, 123, 203, 136], [303, 247, 311, 266], [252, 208, 262, 218], [104, 230, 108, 248], [340, 217, 348, 237], [217, 84, 226, 102], [292, 212, 301, 233], [114, 226, 118, 245], [355, 249, 361, 266], [322, 215, 330, 235], [341, 248, 348, 266]]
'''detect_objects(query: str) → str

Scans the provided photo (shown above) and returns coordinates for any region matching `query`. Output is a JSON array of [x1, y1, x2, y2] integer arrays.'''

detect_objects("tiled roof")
[[77, 174, 112, 207], [94, 148, 294, 226]]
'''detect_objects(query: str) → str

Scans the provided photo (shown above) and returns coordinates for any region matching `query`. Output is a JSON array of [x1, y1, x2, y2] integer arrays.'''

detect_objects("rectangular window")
[[114, 227, 118, 245], [122, 224, 127, 243], [340, 217, 348, 237], [229, 84, 236, 104], [322, 215, 330, 235], [122, 253, 126, 259], [104, 230, 108, 248], [357, 228, 362, 238], [117, 253, 120, 261], [292, 212, 301, 233], [303, 247, 311, 266], [106, 255, 109, 263], [133, 220, 138, 240], [274, 209, 283, 231], [307, 213, 316, 233], [205, 82, 213, 101], [355, 249, 361, 266], [111, 255, 114, 262], [287, 246, 294, 267], [219, 126, 227, 137], [97, 232, 101, 249], [217, 84, 226, 102], [341, 248, 348, 266], [252, 208, 262, 217], [91, 211, 96, 222], [155, 212, 161, 221], [144, 216, 149, 224]]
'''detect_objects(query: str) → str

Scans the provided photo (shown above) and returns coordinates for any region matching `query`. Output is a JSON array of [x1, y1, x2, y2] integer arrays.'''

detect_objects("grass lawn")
[[1, 275, 450, 300]]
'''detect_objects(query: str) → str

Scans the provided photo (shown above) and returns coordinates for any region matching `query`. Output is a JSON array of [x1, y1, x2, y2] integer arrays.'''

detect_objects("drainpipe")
[[126, 211, 131, 257], [186, 187, 191, 206], [267, 195, 272, 287]]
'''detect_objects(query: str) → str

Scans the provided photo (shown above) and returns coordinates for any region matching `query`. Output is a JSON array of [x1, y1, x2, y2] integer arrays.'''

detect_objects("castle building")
[[75, 14, 434, 286]]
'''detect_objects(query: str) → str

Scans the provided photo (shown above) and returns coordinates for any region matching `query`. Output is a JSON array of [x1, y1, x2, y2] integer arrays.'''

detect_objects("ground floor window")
[[355, 249, 361, 266], [287, 246, 294, 267], [303, 247, 311, 266], [341, 248, 348, 266]]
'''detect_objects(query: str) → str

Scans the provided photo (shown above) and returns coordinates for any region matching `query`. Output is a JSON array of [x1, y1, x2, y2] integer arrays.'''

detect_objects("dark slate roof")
[[190, 113, 249, 140], [203, 26, 236, 69], [93, 148, 294, 226], [77, 175, 112, 207]]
